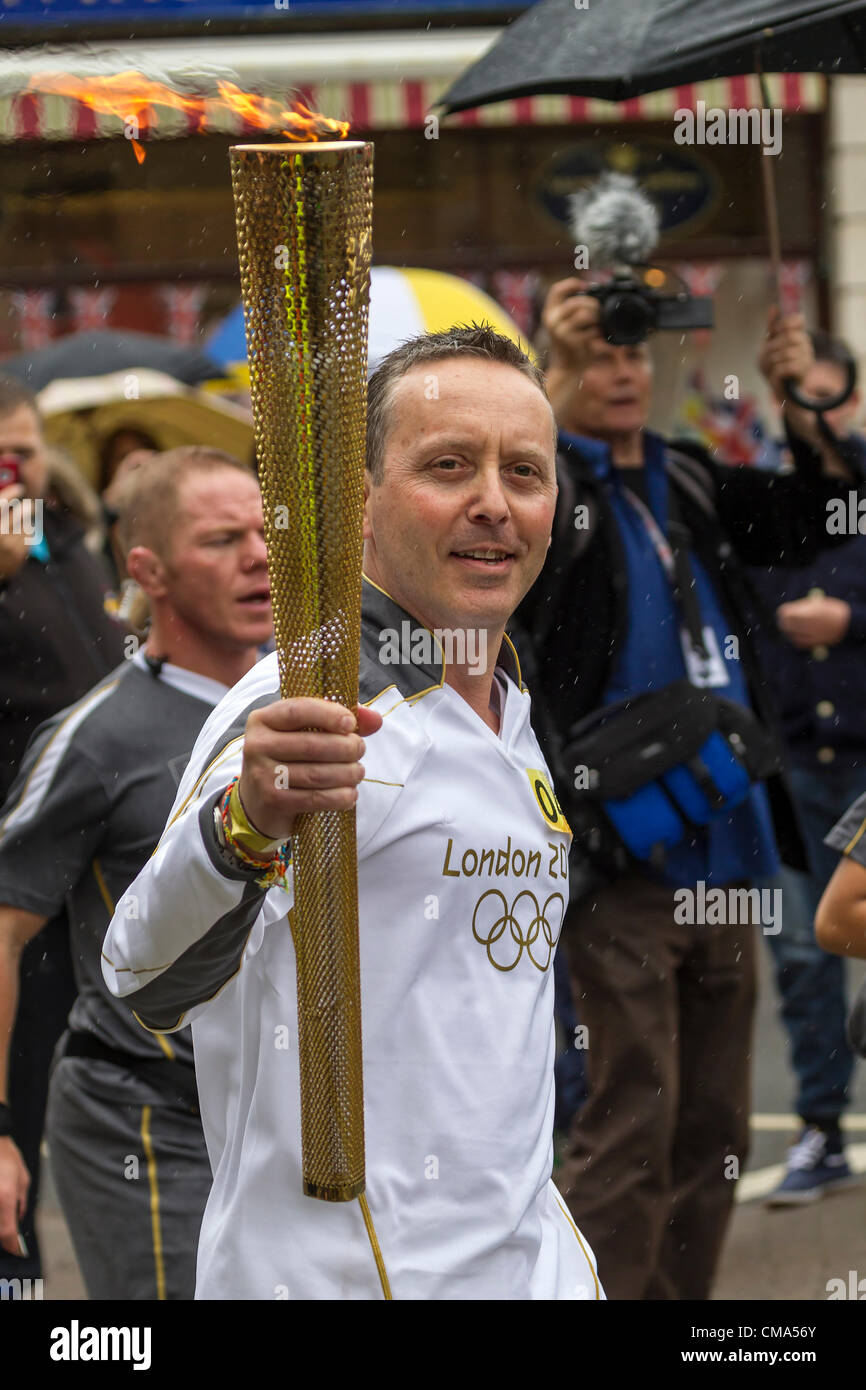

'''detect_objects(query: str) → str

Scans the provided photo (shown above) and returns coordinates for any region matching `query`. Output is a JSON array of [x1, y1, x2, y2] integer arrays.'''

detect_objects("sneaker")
[[765, 1126, 861, 1207]]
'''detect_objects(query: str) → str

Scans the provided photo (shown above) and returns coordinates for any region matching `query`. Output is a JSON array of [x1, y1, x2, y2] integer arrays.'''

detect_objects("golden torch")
[[230, 141, 373, 1202]]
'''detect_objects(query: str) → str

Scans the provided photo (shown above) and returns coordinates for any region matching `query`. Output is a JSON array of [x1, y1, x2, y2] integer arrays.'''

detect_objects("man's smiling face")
[[362, 356, 558, 637]]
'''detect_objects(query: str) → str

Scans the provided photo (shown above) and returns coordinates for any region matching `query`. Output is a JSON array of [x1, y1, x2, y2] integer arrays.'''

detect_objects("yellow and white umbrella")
[[208, 266, 534, 389], [367, 267, 534, 371]]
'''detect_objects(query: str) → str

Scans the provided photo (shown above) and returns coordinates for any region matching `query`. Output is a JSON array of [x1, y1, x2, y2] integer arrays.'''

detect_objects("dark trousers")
[[557, 873, 756, 1301], [765, 760, 862, 1124], [47, 1056, 211, 1300], [0, 913, 75, 1280]]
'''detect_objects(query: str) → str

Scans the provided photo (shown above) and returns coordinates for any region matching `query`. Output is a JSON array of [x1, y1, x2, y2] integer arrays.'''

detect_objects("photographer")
[[518, 272, 860, 1301]]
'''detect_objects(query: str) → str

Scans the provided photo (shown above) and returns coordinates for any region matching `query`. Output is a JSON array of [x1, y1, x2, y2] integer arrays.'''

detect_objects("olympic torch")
[[230, 141, 373, 1202]]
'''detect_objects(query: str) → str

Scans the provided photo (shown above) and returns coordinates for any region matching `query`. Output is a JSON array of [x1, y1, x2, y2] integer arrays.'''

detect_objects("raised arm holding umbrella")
[[441, 0, 865, 414]]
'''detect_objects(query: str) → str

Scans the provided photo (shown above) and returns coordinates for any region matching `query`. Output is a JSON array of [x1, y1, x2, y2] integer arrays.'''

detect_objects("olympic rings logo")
[[471, 889, 565, 973]]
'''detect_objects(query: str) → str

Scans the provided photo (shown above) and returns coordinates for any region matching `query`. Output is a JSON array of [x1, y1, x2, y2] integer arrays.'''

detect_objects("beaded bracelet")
[[217, 779, 292, 891]]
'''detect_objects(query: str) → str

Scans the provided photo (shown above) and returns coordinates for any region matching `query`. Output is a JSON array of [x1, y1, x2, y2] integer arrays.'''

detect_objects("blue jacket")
[[515, 427, 864, 880]]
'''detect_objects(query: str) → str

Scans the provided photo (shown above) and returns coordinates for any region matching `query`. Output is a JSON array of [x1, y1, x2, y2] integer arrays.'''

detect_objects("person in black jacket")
[[516, 280, 861, 1300], [746, 334, 866, 1205], [0, 375, 126, 1283]]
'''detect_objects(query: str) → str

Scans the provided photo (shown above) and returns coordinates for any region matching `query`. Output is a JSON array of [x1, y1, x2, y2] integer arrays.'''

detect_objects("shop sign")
[[534, 137, 719, 242]]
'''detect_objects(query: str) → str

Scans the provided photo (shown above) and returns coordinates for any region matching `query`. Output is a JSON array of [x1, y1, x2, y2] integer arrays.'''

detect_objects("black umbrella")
[[440, 0, 866, 111], [441, 0, 865, 411], [0, 330, 222, 393]]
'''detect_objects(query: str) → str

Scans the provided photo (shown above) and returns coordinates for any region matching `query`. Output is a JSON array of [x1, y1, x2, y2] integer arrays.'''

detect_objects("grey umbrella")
[[1, 330, 221, 393], [440, 0, 866, 112], [440, 0, 866, 411]]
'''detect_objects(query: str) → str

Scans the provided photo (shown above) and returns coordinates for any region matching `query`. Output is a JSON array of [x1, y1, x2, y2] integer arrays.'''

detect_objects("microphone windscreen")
[[569, 174, 660, 271]]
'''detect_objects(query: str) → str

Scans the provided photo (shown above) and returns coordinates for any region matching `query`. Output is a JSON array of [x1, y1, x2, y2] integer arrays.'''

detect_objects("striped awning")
[[0, 71, 826, 142], [439, 72, 826, 127], [0, 23, 826, 146]]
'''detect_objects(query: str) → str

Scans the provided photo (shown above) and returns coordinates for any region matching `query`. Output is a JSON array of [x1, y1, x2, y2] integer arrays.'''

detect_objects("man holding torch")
[[102, 326, 603, 1300]]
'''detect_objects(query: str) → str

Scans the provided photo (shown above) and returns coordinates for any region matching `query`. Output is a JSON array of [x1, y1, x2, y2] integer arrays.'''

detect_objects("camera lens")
[[601, 291, 655, 346]]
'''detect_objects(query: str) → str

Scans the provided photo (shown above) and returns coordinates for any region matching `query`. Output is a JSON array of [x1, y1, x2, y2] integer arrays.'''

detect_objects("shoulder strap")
[[528, 453, 599, 646], [554, 450, 601, 558], [667, 443, 786, 732], [665, 444, 718, 523]]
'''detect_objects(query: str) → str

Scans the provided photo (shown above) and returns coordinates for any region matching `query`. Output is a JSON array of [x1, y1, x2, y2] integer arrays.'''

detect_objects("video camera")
[[587, 271, 714, 347], [570, 174, 714, 346]]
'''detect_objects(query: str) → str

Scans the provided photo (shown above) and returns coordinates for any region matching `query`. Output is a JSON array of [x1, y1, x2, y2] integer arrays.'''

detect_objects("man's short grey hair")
[[366, 323, 552, 483], [114, 445, 254, 558]]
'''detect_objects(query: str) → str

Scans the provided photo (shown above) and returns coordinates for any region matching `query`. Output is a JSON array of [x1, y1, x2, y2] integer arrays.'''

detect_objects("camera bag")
[[563, 678, 781, 864]]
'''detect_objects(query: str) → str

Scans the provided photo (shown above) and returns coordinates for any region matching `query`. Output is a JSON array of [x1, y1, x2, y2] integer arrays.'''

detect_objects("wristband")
[[216, 781, 292, 891], [0, 1101, 14, 1138], [227, 779, 288, 856]]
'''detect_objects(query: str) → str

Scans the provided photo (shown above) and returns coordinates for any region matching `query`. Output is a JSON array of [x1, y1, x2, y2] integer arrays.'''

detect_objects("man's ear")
[[126, 545, 169, 600]]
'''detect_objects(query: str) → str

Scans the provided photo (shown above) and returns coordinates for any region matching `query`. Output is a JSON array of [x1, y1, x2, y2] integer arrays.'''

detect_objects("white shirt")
[[104, 586, 603, 1301], [131, 650, 230, 708]]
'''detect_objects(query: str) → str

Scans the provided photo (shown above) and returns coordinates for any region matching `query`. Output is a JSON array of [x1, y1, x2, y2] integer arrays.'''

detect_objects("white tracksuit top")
[[102, 580, 604, 1301]]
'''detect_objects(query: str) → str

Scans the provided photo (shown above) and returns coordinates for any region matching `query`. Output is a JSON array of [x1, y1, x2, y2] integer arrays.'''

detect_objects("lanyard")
[[621, 486, 675, 580], [620, 480, 709, 659]]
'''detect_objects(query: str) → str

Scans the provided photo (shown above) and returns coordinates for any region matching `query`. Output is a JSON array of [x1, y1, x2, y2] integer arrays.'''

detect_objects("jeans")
[[764, 759, 865, 1124]]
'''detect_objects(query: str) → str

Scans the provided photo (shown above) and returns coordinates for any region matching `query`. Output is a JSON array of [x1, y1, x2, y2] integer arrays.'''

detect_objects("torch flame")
[[26, 71, 350, 161], [214, 82, 348, 142]]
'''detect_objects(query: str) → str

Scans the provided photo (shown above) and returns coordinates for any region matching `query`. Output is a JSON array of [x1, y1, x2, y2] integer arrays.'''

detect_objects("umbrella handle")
[[756, 57, 783, 299], [783, 364, 857, 414], [760, 148, 783, 299], [756, 56, 856, 414], [764, 148, 857, 410]]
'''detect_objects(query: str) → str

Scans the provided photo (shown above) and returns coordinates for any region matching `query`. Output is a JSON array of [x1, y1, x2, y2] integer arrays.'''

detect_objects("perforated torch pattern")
[[230, 142, 373, 1201]]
